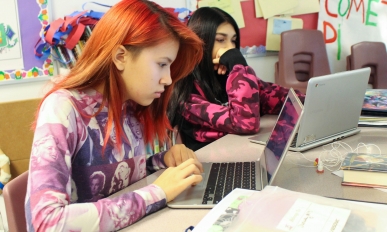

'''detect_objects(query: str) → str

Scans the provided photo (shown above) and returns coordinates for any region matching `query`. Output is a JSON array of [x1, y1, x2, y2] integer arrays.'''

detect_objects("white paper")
[[0, 0, 24, 70], [318, 0, 387, 73], [277, 198, 351, 232], [192, 188, 256, 232]]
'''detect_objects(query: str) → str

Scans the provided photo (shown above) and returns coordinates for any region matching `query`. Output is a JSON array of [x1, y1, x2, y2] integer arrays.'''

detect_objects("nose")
[[160, 71, 172, 86], [226, 40, 235, 49]]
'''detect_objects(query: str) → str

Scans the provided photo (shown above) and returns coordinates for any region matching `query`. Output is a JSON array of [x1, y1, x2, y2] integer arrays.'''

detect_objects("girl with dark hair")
[[168, 7, 305, 151], [25, 0, 204, 231]]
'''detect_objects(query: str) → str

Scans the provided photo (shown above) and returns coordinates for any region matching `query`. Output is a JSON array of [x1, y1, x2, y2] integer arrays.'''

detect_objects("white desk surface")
[[121, 115, 387, 231]]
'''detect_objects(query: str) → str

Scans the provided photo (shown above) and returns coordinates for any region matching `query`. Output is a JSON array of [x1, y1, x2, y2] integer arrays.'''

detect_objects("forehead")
[[216, 22, 236, 35], [141, 39, 179, 57]]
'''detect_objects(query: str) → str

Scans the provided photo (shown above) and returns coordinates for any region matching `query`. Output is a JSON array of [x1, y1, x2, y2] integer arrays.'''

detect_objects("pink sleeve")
[[181, 65, 305, 143], [182, 65, 260, 141]]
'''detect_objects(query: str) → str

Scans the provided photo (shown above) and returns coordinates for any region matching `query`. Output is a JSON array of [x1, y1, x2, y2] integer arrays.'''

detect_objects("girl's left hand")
[[213, 47, 230, 75], [164, 144, 203, 173]]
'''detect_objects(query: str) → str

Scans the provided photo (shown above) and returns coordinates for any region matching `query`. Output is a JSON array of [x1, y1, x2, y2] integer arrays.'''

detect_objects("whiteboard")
[[51, 0, 188, 19]]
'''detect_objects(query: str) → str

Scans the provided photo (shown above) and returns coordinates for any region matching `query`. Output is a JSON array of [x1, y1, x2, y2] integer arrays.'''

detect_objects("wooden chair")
[[346, 41, 387, 89], [3, 171, 28, 232], [275, 29, 331, 94]]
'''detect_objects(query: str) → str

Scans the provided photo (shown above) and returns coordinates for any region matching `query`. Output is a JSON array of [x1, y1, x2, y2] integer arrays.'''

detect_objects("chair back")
[[275, 29, 331, 93], [3, 171, 28, 232], [348, 41, 387, 89], [0, 99, 40, 178]]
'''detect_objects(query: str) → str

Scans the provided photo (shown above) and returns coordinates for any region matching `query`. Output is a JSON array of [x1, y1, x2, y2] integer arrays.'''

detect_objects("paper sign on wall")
[[199, 0, 245, 28], [258, 0, 298, 19], [266, 17, 303, 51], [317, 0, 387, 72]]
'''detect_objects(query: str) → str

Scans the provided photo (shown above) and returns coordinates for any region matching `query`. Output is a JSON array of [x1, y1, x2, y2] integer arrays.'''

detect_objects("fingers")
[[153, 160, 204, 202], [186, 173, 203, 186], [212, 59, 227, 75], [178, 153, 203, 173], [164, 145, 203, 172], [177, 158, 202, 173], [178, 162, 203, 186], [218, 65, 227, 75]]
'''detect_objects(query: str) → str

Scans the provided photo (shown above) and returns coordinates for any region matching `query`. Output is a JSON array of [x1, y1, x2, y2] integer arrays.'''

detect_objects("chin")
[[138, 100, 154, 106]]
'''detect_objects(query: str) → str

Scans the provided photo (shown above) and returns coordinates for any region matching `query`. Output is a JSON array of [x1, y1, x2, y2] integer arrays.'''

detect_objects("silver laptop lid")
[[296, 67, 371, 148], [260, 88, 303, 187]]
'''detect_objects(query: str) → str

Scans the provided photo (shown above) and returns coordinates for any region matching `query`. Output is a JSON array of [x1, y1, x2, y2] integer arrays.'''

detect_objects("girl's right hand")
[[153, 158, 203, 202]]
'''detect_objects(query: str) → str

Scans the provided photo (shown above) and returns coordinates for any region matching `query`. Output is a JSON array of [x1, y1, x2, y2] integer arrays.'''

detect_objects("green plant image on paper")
[[0, 23, 18, 52]]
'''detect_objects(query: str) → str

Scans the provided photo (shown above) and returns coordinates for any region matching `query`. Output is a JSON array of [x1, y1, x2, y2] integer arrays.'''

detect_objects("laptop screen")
[[260, 88, 303, 186]]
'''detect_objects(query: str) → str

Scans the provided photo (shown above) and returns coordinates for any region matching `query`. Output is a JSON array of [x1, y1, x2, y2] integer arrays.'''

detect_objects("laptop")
[[249, 67, 371, 152], [167, 88, 303, 209]]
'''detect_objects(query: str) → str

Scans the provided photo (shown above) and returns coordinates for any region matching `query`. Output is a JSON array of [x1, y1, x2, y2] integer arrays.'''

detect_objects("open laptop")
[[249, 67, 371, 152], [167, 88, 303, 209]]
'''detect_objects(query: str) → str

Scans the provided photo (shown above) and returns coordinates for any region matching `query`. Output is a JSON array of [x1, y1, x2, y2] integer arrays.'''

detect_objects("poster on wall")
[[318, 0, 387, 73], [0, 0, 53, 84], [0, 0, 23, 71]]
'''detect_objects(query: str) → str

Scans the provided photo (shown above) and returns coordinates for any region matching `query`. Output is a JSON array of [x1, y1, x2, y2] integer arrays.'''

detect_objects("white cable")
[[287, 142, 382, 172]]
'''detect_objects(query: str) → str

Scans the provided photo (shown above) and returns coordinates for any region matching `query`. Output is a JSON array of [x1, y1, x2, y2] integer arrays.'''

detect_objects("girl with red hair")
[[25, 0, 203, 231]]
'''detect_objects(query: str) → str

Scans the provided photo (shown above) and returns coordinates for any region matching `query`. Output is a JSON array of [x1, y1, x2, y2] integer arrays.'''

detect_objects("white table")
[[121, 116, 387, 231]]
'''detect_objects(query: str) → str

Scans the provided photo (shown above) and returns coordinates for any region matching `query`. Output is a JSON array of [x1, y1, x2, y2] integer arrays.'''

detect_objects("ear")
[[112, 45, 128, 71]]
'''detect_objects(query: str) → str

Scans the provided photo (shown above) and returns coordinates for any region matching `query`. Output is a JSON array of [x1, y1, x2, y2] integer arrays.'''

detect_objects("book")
[[361, 89, 387, 117], [341, 153, 387, 187], [358, 116, 387, 127]]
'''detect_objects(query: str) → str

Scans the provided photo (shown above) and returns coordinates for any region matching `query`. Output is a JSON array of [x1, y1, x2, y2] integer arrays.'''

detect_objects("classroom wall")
[[0, 56, 277, 103]]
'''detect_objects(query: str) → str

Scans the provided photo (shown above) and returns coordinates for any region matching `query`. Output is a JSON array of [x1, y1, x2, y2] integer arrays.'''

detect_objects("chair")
[[346, 41, 387, 89], [275, 29, 331, 93], [0, 99, 40, 178], [3, 171, 28, 232]]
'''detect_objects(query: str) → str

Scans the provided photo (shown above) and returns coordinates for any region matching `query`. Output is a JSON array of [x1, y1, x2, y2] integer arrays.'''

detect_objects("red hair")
[[34, 0, 203, 150]]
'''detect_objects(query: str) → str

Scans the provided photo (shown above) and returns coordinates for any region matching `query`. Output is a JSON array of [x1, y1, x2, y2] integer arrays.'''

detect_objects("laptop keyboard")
[[202, 162, 256, 204]]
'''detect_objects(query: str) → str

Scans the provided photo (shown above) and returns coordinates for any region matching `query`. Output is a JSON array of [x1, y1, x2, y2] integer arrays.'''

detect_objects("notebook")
[[361, 89, 387, 117], [167, 88, 303, 209], [249, 67, 371, 152]]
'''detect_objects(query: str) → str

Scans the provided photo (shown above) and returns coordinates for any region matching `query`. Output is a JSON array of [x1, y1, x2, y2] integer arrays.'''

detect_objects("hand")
[[164, 144, 204, 172], [153, 158, 203, 202], [213, 47, 231, 75]]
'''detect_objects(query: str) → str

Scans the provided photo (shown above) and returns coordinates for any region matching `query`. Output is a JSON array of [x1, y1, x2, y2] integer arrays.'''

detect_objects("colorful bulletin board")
[[238, 1, 318, 52], [198, 0, 318, 55], [0, 0, 53, 85], [318, 0, 387, 73]]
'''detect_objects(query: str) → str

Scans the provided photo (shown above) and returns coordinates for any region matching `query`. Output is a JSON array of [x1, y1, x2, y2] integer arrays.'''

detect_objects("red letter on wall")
[[323, 21, 337, 43], [347, 0, 365, 23], [325, 0, 338, 17]]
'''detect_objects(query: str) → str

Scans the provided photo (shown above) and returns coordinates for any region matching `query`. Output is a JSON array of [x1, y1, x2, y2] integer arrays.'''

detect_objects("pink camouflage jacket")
[[181, 64, 305, 147]]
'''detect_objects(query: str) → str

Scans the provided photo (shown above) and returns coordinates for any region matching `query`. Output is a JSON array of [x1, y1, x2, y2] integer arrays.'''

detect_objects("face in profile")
[[116, 39, 179, 106], [212, 22, 237, 60], [33, 135, 60, 166]]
